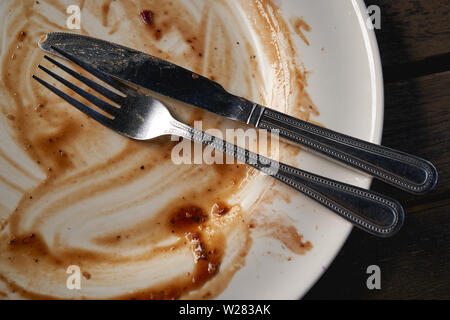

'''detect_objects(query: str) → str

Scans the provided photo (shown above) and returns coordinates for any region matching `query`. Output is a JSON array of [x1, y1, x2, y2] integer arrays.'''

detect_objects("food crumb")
[[6, 114, 15, 121], [154, 29, 162, 40], [34, 103, 44, 112], [140, 10, 154, 25], [82, 272, 91, 280], [212, 202, 230, 216], [208, 262, 217, 274], [0, 219, 7, 231], [18, 31, 26, 41]]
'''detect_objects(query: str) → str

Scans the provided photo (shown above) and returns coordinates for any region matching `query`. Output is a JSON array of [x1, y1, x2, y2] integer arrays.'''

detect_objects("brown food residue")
[[0, 0, 317, 300], [270, 224, 313, 255], [290, 17, 311, 46], [170, 205, 208, 232]]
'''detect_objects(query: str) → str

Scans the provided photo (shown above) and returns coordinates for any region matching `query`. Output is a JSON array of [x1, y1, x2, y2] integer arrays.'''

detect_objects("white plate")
[[219, 0, 384, 299], [0, 0, 383, 300]]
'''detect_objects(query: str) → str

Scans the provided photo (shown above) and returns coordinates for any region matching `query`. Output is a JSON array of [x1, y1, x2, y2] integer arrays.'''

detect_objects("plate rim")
[[297, 0, 385, 299]]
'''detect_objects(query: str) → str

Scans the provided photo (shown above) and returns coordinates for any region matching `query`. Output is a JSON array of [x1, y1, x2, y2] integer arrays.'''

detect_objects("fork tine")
[[44, 55, 124, 105], [51, 46, 132, 94], [38, 64, 119, 117], [32, 75, 114, 128]]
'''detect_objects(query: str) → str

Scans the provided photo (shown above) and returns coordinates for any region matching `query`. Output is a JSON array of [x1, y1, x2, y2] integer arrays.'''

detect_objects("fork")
[[32, 46, 404, 237]]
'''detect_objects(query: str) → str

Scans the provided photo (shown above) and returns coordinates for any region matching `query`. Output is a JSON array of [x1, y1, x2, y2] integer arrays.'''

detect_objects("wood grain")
[[304, 204, 450, 299], [304, 72, 450, 299], [370, 0, 450, 67], [373, 71, 450, 207], [304, 1, 450, 299]]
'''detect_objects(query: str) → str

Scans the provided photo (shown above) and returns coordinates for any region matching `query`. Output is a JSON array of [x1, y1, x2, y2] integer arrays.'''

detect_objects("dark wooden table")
[[304, 0, 450, 300]]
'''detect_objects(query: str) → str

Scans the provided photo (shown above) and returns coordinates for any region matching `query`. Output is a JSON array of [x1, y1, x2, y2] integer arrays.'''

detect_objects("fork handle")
[[168, 121, 405, 238], [251, 107, 438, 195]]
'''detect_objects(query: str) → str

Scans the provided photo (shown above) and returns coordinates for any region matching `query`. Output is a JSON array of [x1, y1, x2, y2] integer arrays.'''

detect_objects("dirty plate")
[[0, 0, 382, 299]]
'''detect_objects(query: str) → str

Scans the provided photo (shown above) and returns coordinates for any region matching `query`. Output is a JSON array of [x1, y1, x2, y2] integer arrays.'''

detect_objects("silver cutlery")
[[32, 46, 404, 237], [39, 33, 438, 195]]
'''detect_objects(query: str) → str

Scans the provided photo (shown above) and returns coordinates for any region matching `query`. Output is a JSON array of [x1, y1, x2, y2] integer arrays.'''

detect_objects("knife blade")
[[38, 32, 438, 194], [38, 32, 262, 125]]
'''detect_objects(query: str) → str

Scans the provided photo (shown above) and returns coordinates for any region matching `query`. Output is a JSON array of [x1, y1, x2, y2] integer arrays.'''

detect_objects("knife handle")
[[171, 120, 405, 237], [253, 107, 438, 195], [272, 161, 404, 238]]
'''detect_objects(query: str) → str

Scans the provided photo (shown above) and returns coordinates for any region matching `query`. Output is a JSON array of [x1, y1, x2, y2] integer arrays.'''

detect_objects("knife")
[[39, 32, 438, 194]]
